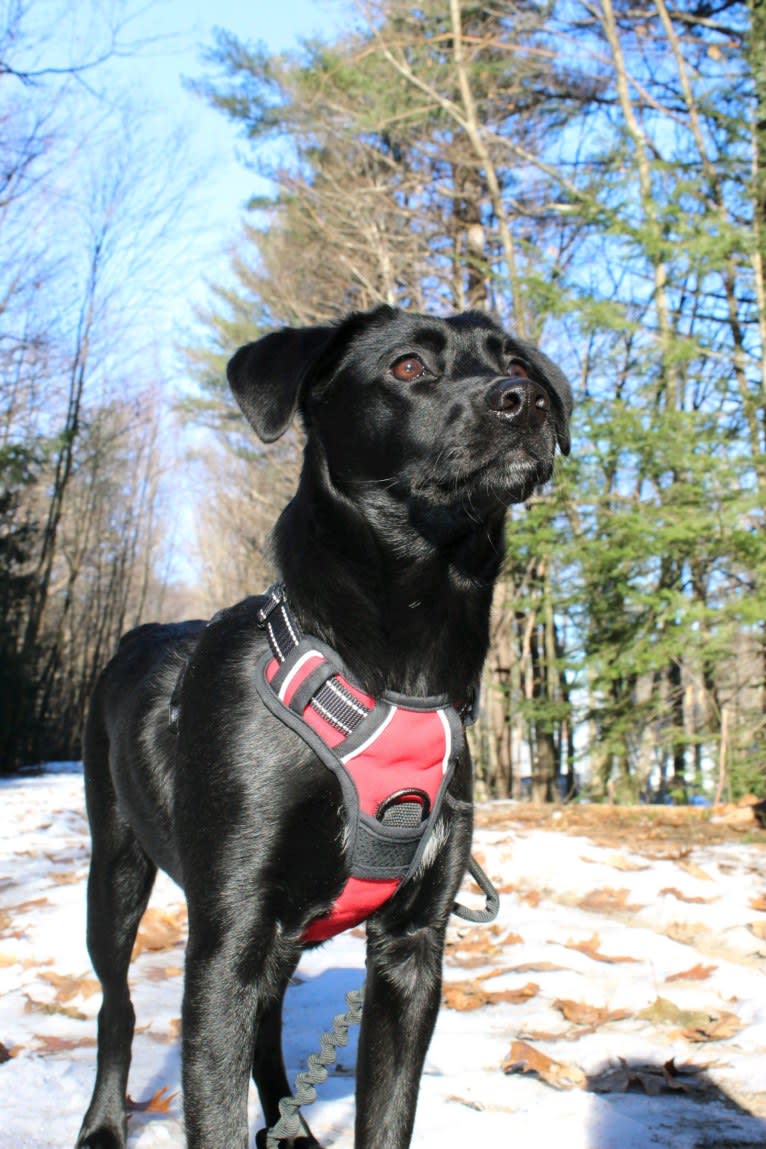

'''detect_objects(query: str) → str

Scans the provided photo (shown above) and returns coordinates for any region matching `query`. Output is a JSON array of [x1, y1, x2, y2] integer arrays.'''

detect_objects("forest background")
[[2, 0, 765, 805]]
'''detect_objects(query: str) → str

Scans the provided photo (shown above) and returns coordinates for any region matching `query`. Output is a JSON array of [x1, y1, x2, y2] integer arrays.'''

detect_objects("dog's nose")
[[486, 377, 549, 429]]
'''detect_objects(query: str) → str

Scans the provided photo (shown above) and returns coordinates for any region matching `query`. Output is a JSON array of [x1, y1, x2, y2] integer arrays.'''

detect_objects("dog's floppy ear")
[[517, 341, 573, 457], [227, 326, 335, 442]]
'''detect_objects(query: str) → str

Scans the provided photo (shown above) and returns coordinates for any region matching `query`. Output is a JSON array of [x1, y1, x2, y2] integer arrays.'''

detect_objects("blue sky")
[[8, 1, 352, 582], [102, 0, 352, 307]]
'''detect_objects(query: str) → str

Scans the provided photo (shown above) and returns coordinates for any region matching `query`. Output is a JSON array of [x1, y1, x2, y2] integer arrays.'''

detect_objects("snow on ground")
[[1, 768, 766, 1149]]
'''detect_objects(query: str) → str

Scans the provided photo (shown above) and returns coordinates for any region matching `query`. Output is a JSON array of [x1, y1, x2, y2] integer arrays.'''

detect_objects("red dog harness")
[[254, 585, 467, 943]]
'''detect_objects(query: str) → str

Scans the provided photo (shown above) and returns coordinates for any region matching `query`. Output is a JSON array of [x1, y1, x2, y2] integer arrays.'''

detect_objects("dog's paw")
[[75, 1128, 124, 1149], [255, 1127, 321, 1149]]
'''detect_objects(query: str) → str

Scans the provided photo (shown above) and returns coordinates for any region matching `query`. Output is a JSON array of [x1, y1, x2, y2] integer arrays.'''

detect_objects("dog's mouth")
[[410, 440, 555, 509]]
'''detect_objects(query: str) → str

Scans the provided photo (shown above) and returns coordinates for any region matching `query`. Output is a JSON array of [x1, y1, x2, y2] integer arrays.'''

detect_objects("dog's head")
[[227, 306, 572, 515]]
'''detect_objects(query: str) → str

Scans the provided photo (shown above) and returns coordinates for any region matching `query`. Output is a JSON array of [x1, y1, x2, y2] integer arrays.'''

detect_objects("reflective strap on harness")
[[258, 583, 371, 737]]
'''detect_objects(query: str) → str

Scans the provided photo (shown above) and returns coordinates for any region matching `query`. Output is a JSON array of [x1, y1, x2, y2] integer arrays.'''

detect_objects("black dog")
[[76, 305, 571, 1149]]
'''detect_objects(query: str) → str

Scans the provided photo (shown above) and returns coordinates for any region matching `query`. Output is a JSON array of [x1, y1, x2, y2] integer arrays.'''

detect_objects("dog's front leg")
[[354, 915, 447, 1149], [181, 921, 298, 1149]]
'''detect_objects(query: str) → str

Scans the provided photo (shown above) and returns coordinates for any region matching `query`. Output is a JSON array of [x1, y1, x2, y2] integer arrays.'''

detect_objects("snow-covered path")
[[1, 768, 765, 1148]]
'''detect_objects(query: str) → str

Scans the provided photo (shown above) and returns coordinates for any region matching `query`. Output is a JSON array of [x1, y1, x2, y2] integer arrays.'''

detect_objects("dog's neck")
[[272, 461, 506, 701]]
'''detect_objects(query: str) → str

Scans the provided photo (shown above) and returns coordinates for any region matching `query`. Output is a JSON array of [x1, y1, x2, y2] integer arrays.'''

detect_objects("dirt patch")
[[475, 802, 766, 853]]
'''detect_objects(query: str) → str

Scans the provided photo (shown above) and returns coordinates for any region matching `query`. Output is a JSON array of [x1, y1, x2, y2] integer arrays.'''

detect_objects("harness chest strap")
[[254, 584, 497, 942]]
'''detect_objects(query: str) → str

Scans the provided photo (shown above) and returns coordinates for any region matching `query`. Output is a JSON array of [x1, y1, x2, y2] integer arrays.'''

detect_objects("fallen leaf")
[[23, 994, 87, 1021], [578, 887, 645, 914], [638, 997, 710, 1028], [564, 933, 639, 964], [443, 979, 538, 1011], [637, 997, 742, 1042], [748, 921, 766, 941], [681, 1011, 742, 1043], [0, 1041, 17, 1062], [501, 930, 523, 946], [662, 921, 708, 946], [447, 946, 504, 968], [749, 895, 766, 912], [49, 871, 84, 886], [588, 1057, 708, 1096], [132, 907, 187, 959], [606, 853, 650, 872], [32, 1034, 96, 1053], [678, 860, 713, 882], [12, 897, 50, 915], [553, 999, 631, 1027], [666, 963, 717, 983], [520, 889, 541, 907], [501, 1040, 586, 1090], [127, 1086, 177, 1114], [40, 971, 100, 1002], [0, 952, 19, 968], [144, 965, 184, 982], [445, 1094, 484, 1111], [508, 961, 570, 974], [475, 967, 515, 982], [659, 887, 717, 905]]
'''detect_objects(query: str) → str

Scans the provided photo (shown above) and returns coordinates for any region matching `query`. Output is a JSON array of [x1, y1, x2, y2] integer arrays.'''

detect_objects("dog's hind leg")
[[252, 976, 320, 1149], [76, 731, 157, 1148]]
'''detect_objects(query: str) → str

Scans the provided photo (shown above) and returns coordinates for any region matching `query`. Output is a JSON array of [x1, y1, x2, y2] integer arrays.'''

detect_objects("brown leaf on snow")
[[12, 896, 50, 915], [588, 1057, 709, 1097], [553, 999, 631, 1027], [659, 886, 717, 905], [24, 994, 87, 1021], [607, 853, 651, 872], [40, 971, 100, 1002], [638, 997, 742, 1042], [49, 871, 84, 886], [748, 920, 766, 940], [681, 1011, 743, 1043], [520, 889, 542, 907], [0, 1040, 19, 1062], [662, 921, 708, 946], [501, 930, 524, 946], [443, 979, 539, 1011], [564, 933, 640, 964], [475, 966, 516, 982], [638, 997, 710, 1027], [447, 947, 504, 968], [132, 907, 187, 959], [144, 964, 184, 982], [32, 1033, 96, 1053], [502, 1040, 586, 1090], [127, 1086, 177, 1114], [666, 963, 717, 983], [578, 887, 645, 914], [749, 895, 766, 912], [508, 960, 571, 974], [678, 860, 713, 882], [580, 854, 649, 873]]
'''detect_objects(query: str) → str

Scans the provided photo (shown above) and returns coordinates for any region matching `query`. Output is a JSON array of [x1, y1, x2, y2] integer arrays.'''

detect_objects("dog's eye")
[[507, 361, 529, 379], [391, 354, 426, 382]]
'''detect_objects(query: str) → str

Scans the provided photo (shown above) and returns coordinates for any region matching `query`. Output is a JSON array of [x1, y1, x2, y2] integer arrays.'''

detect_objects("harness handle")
[[452, 855, 500, 923]]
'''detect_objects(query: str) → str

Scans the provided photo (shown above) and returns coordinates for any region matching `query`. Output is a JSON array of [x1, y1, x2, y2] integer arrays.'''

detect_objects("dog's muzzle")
[[486, 377, 549, 431]]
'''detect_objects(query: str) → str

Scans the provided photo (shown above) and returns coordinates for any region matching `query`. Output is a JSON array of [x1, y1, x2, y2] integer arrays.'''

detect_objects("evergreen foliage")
[[186, 0, 766, 802]]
